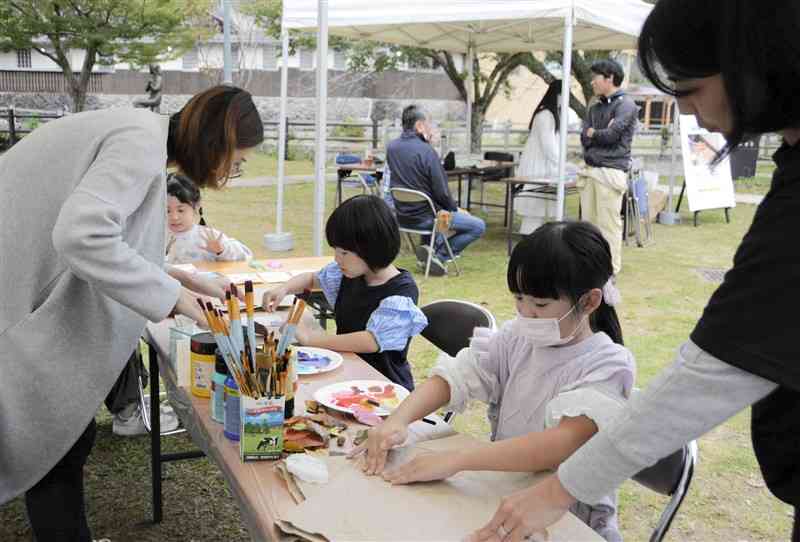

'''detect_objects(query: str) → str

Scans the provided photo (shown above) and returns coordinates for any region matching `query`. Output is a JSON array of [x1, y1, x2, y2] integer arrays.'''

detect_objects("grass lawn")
[[239, 149, 314, 179], [733, 162, 775, 195], [1, 181, 793, 542]]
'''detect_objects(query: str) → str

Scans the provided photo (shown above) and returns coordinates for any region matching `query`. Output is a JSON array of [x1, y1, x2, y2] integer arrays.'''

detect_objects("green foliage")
[[331, 118, 365, 139], [24, 114, 40, 132], [0, 1, 213, 110]]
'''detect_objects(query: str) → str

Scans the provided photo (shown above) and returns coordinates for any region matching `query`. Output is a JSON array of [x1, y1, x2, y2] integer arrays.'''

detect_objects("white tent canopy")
[[279, 0, 653, 254], [284, 0, 652, 52]]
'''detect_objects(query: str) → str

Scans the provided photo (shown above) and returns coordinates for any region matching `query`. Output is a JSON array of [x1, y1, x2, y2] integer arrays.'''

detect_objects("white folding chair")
[[390, 187, 460, 278]]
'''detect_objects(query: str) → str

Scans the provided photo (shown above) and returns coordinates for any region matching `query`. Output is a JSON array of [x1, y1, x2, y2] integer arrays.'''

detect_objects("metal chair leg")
[[442, 237, 460, 276], [425, 234, 435, 278]]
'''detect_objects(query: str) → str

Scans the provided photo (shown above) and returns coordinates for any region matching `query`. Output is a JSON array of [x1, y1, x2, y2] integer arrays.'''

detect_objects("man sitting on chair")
[[387, 105, 485, 276]]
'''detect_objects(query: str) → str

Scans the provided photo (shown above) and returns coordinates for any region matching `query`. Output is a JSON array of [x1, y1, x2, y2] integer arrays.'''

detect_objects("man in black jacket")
[[387, 105, 485, 276], [579, 59, 639, 275]]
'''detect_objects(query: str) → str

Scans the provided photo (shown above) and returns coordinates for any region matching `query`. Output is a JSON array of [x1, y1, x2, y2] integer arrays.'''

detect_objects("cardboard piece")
[[276, 434, 600, 541]]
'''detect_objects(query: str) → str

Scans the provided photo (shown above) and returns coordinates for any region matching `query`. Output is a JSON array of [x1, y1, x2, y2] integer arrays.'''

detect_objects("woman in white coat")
[[515, 81, 561, 234], [0, 85, 263, 541]]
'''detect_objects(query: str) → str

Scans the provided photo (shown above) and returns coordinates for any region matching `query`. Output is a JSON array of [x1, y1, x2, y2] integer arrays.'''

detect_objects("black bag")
[[443, 151, 456, 171]]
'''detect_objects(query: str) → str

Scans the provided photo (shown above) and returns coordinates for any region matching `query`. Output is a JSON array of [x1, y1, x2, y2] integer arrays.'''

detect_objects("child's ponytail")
[[592, 300, 624, 345]]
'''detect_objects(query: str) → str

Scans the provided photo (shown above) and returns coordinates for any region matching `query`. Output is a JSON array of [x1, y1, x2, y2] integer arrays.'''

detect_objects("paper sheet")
[[171, 263, 198, 273], [260, 271, 293, 283], [276, 434, 601, 542], [288, 269, 318, 277], [225, 272, 266, 284]]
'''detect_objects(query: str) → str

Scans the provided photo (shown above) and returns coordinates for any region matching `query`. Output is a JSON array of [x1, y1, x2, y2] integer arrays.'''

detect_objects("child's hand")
[[348, 418, 408, 475], [183, 272, 243, 302], [291, 318, 314, 345], [381, 451, 462, 485], [262, 286, 289, 312], [201, 227, 225, 256]]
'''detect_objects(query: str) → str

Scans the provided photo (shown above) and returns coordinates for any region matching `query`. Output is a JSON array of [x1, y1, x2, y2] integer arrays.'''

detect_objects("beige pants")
[[578, 166, 627, 275]]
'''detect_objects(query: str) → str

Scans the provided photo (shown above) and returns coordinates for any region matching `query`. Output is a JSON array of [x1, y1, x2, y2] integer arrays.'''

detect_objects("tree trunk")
[[69, 80, 88, 113], [469, 105, 485, 154]]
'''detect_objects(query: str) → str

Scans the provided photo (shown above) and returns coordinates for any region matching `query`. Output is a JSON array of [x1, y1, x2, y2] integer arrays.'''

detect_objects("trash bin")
[[730, 136, 761, 179]]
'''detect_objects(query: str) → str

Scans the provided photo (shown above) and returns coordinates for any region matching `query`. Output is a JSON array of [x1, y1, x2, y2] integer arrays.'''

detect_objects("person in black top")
[[386, 105, 486, 275], [470, 2, 800, 541], [579, 59, 639, 275], [262, 195, 428, 391]]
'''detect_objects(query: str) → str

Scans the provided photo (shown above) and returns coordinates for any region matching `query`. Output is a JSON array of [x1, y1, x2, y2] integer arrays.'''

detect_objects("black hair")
[[167, 173, 206, 226], [401, 104, 426, 131], [325, 195, 401, 271], [590, 59, 625, 87], [529, 80, 561, 133], [638, 0, 800, 157], [507, 221, 623, 345]]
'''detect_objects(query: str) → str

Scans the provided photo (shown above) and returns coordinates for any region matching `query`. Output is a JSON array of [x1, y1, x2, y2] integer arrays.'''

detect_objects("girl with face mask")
[[351, 221, 635, 542]]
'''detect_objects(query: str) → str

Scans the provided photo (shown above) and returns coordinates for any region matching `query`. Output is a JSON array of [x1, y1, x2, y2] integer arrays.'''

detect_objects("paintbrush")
[[244, 280, 257, 370], [227, 285, 244, 357], [276, 298, 306, 356], [199, 299, 247, 391]]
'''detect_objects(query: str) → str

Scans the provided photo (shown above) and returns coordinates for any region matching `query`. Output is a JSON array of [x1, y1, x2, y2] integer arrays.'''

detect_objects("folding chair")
[[418, 299, 497, 423], [337, 172, 379, 205], [390, 187, 460, 278], [632, 440, 698, 542], [622, 160, 654, 247]]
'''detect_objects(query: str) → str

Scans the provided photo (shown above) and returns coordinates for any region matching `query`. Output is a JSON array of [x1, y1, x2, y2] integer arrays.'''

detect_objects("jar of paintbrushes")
[[194, 281, 306, 461]]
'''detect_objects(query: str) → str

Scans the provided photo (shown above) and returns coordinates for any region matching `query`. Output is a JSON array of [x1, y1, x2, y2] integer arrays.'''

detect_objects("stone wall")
[[0, 92, 466, 124]]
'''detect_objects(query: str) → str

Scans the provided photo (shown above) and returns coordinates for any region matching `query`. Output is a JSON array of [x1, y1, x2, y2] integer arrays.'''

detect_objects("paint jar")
[[224, 374, 241, 441], [190, 332, 216, 398], [210, 351, 228, 424]]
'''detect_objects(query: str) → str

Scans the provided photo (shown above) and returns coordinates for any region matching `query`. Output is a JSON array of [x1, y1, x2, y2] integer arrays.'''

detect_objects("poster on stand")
[[680, 115, 736, 213]]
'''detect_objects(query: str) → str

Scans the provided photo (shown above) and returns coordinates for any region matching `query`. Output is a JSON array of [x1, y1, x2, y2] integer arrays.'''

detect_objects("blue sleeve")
[[315, 262, 343, 307], [366, 295, 428, 352]]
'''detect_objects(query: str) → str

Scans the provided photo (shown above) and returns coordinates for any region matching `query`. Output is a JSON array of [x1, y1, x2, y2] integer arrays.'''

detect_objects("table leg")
[[336, 171, 346, 206], [507, 184, 516, 256], [503, 183, 510, 227], [466, 173, 472, 211], [148, 342, 204, 525], [149, 342, 163, 524]]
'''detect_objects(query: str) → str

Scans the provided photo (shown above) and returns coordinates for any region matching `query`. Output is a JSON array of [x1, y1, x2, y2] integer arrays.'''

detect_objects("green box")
[[240, 396, 285, 461]]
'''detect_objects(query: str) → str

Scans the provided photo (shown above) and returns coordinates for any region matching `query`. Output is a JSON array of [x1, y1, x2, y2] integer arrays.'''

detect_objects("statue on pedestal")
[[133, 64, 163, 112]]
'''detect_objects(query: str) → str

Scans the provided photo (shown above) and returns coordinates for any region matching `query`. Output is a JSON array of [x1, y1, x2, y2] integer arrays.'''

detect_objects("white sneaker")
[[112, 401, 179, 436]]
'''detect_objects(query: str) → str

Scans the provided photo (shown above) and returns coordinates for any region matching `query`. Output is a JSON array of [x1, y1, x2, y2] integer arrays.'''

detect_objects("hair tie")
[[602, 279, 621, 306]]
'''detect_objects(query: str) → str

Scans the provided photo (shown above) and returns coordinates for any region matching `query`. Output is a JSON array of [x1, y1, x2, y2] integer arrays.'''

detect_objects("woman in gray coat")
[[0, 85, 263, 541]]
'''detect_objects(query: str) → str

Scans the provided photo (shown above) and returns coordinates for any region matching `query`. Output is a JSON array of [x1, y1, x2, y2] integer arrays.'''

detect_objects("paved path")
[[656, 184, 764, 205]]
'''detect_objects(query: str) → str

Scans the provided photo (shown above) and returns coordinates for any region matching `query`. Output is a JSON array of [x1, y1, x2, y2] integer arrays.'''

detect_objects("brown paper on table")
[[276, 434, 600, 542]]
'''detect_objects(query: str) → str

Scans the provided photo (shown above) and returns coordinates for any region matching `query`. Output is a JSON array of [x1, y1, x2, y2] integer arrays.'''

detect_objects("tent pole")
[[276, 23, 289, 234], [313, 0, 329, 256], [466, 43, 473, 156], [556, 9, 574, 221], [222, 0, 233, 84], [658, 101, 681, 225]]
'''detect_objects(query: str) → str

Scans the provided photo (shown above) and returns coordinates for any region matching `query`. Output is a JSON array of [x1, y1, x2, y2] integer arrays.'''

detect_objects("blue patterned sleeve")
[[366, 296, 429, 352], [315, 262, 343, 306]]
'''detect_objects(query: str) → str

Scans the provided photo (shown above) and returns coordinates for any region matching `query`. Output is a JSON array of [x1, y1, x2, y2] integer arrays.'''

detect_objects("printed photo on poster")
[[679, 115, 736, 213]]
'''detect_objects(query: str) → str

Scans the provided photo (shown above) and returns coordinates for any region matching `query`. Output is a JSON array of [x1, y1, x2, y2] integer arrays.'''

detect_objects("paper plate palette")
[[313, 380, 410, 417], [295, 347, 343, 376]]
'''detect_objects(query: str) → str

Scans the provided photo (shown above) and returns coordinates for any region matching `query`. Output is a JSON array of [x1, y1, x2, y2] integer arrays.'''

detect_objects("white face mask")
[[510, 305, 584, 347]]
